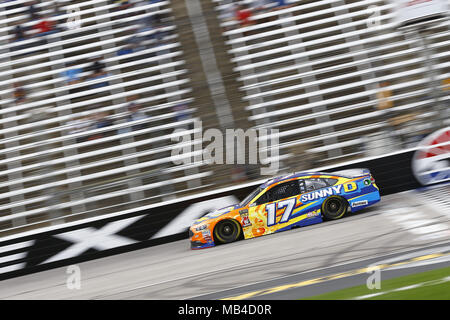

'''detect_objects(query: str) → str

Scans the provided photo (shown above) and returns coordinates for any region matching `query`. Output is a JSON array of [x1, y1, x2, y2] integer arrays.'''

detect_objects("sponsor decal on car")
[[202, 229, 212, 241], [352, 200, 369, 207], [299, 183, 359, 203], [306, 209, 321, 218], [300, 185, 343, 202], [239, 210, 252, 227]]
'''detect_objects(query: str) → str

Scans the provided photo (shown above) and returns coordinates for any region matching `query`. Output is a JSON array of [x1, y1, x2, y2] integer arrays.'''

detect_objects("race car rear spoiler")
[[331, 168, 371, 178]]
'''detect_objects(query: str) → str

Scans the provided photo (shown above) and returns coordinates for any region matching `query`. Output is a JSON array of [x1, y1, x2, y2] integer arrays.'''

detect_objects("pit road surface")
[[0, 184, 449, 300]]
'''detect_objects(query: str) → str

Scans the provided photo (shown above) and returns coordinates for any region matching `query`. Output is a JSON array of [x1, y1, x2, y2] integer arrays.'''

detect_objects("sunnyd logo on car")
[[412, 127, 450, 186], [300, 183, 358, 203], [300, 185, 343, 202]]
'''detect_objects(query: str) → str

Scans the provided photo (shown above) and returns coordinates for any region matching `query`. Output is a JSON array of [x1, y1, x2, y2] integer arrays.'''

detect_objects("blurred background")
[[0, 0, 448, 237]]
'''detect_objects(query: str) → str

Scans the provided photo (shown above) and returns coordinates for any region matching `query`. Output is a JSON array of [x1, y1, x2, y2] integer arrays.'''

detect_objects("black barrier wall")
[[0, 150, 425, 280], [332, 150, 422, 195]]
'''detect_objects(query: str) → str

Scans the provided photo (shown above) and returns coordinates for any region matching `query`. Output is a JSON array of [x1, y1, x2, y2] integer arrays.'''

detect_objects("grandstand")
[[0, 0, 211, 235], [214, 0, 450, 164], [0, 0, 449, 236]]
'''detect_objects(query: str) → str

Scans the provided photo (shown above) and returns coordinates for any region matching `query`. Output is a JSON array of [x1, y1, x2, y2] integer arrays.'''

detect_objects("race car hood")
[[191, 204, 240, 226]]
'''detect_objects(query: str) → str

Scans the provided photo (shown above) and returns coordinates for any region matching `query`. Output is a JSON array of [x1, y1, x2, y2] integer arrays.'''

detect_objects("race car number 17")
[[266, 198, 296, 226]]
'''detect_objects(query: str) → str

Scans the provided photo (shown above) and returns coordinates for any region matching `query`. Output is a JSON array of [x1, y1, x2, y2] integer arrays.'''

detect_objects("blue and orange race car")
[[190, 169, 380, 249]]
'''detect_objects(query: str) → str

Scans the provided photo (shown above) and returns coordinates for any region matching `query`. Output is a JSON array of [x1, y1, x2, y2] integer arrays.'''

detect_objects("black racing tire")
[[321, 196, 348, 220], [213, 219, 242, 245]]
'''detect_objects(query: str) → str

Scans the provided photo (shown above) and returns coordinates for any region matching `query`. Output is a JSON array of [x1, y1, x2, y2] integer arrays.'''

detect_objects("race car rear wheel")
[[322, 196, 347, 220], [213, 219, 242, 244]]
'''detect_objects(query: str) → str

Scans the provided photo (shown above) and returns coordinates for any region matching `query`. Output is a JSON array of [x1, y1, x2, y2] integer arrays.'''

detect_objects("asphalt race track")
[[0, 184, 449, 300]]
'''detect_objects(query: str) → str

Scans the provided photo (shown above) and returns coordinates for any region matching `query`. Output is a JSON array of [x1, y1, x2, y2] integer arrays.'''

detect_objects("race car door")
[[252, 180, 301, 236]]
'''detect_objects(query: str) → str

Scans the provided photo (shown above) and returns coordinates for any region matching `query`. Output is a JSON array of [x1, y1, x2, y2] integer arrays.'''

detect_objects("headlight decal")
[[195, 224, 208, 231]]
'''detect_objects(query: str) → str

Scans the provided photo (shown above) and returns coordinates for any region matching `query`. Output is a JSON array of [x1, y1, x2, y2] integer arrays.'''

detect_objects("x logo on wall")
[[43, 216, 144, 264]]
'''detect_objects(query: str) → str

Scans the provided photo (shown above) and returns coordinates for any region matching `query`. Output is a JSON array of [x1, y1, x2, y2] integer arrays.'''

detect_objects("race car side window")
[[240, 186, 263, 207], [304, 179, 315, 192], [255, 180, 300, 206], [266, 181, 300, 203], [304, 178, 329, 191], [325, 178, 338, 186]]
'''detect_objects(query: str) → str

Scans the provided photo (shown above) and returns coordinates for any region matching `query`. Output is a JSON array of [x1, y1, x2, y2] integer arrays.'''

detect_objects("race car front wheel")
[[213, 219, 242, 244], [322, 196, 347, 220]]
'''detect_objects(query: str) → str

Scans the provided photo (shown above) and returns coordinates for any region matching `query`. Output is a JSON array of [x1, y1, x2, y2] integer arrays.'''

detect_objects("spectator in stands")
[[117, 43, 135, 56], [50, 1, 68, 30], [221, 0, 238, 31], [114, 0, 133, 11], [376, 81, 393, 111], [32, 14, 57, 36], [143, 3, 166, 26], [173, 103, 190, 121], [269, 0, 293, 11], [151, 27, 166, 47], [50, 0, 65, 16], [376, 81, 418, 147], [124, 28, 145, 51], [443, 78, 450, 91], [67, 115, 93, 143], [376, 81, 397, 130], [118, 102, 148, 134], [136, 16, 156, 42], [138, 12, 156, 29], [138, 13, 167, 47], [10, 23, 30, 51], [13, 82, 27, 104], [96, 112, 113, 129], [235, 3, 254, 28], [88, 112, 114, 140], [127, 102, 148, 130], [252, 0, 272, 13], [67, 116, 85, 135], [61, 61, 83, 85], [371, 81, 399, 151], [84, 56, 106, 75], [12, 24, 27, 42], [27, 0, 40, 20], [83, 57, 109, 89], [88, 70, 109, 89]]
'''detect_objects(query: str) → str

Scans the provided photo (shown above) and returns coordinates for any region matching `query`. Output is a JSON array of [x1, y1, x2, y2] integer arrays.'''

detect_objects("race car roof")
[[260, 171, 336, 189], [260, 168, 369, 189]]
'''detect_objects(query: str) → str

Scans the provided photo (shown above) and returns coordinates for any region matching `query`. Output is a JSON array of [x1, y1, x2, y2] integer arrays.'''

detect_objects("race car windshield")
[[240, 186, 263, 207]]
